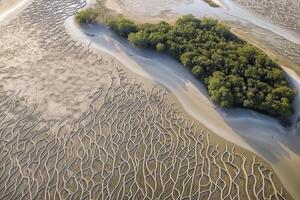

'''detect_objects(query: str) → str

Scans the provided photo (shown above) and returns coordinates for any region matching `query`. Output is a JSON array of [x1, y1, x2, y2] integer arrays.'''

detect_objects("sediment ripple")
[[0, 0, 292, 199]]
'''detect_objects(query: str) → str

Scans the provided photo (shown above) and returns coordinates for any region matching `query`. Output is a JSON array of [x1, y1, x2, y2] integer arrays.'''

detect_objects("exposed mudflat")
[[0, 0, 293, 199]]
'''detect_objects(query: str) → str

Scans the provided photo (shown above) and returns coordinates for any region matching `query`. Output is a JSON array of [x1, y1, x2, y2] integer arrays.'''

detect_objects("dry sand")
[[0, 0, 20, 13], [0, 0, 33, 23], [0, 26, 114, 120], [105, 0, 181, 23]]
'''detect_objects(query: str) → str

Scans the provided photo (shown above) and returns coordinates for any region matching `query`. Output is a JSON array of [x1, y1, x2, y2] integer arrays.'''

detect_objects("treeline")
[[75, 8, 99, 24], [106, 15, 296, 119]]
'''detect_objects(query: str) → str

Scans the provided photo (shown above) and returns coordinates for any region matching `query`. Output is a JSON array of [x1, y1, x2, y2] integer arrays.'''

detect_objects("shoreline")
[[96, 0, 300, 122], [105, 0, 300, 46], [72, 1, 300, 198], [66, 14, 299, 198], [229, 24, 300, 77], [65, 16, 291, 199]]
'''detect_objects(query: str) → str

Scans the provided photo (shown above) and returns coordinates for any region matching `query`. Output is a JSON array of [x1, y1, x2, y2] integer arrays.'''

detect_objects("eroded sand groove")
[[0, 70, 289, 199], [0, 0, 292, 199]]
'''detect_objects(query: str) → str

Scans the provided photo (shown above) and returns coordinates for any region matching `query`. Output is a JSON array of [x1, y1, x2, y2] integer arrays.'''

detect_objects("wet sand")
[[67, 16, 293, 199], [67, 17, 300, 199], [82, 0, 300, 199], [0, 0, 292, 199]]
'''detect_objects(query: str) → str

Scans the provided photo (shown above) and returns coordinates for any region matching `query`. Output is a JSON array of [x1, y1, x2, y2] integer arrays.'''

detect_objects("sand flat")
[[0, 0, 295, 199], [0, 0, 20, 12]]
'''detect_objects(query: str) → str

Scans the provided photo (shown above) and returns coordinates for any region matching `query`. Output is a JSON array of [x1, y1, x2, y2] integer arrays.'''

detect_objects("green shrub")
[[106, 16, 138, 37], [75, 8, 99, 24], [128, 31, 150, 48], [192, 65, 203, 77], [156, 43, 166, 52], [180, 52, 198, 68]]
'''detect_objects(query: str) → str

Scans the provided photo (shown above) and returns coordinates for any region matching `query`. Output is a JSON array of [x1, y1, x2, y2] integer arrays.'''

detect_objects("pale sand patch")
[[211, 0, 228, 10], [0, 25, 113, 120], [0, 0, 20, 13], [105, 0, 180, 23], [0, 0, 33, 23], [232, 0, 300, 35], [105, 0, 122, 13]]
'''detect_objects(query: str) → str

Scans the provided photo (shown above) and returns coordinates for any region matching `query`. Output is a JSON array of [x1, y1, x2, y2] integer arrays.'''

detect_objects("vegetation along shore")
[[76, 10, 297, 120]]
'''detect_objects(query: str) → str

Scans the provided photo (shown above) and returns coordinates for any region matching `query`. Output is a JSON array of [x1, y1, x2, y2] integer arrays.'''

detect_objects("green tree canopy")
[[76, 9, 99, 24], [106, 15, 138, 37], [156, 43, 166, 52], [106, 15, 296, 119], [192, 65, 203, 77]]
